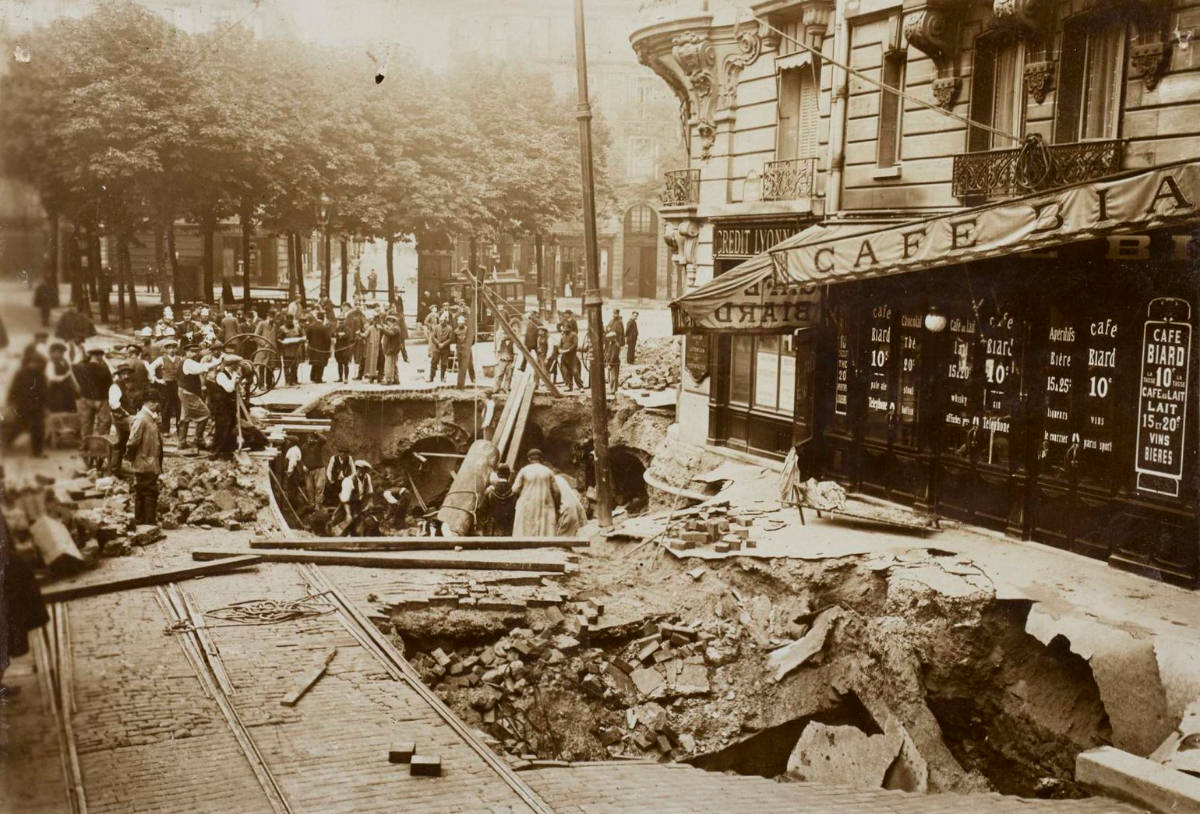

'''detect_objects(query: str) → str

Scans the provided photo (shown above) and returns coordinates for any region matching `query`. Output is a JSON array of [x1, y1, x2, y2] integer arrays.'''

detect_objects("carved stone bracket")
[[672, 31, 718, 158], [904, 4, 966, 108], [635, 40, 693, 155], [1023, 59, 1054, 103], [932, 76, 962, 107], [718, 28, 762, 110], [991, 0, 1053, 44], [1130, 40, 1171, 89]]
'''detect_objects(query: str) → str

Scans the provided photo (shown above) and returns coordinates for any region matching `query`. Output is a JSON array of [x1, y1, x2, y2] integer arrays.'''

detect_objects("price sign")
[[834, 330, 850, 417], [867, 306, 892, 417], [1135, 299, 1191, 498]]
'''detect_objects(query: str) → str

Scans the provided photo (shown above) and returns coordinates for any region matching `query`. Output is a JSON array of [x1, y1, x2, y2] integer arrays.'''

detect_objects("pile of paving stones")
[[663, 506, 759, 553], [411, 599, 737, 762], [621, 337, 681, 392], [2, 473, 162, 569], [158, 457, 266, 530]]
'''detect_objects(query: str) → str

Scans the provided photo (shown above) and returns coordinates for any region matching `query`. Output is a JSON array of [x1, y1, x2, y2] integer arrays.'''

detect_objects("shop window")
[[863, 305, 923, 445], [979, 308, 1023, 467], [752, 335, 796, 416], [777, 68, 819, 161], [942, 305, 981, 460], [968, 37, 1025, 152], [831, 309, 854, 433], [877, 48, 906, 168], [1055, 17, 1126, 143], [730, 334, 753, 405]]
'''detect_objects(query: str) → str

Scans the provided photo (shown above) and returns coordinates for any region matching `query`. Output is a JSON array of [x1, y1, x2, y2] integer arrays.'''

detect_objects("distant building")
[[405, 0, 687, 305]]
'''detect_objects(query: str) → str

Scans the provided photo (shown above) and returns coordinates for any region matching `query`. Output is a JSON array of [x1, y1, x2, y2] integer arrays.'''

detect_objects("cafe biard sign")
[[774, 159, 1200, 283]]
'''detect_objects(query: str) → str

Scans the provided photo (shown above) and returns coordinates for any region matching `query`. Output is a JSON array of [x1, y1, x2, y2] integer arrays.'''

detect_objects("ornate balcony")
[[662, 168, 700, 207], [951, 138, 1124, 200], [761, 157, 817, 201]]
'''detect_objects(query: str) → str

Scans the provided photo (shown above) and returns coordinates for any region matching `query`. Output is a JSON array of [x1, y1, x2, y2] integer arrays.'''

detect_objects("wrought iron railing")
[[662, 168, 700, 207], [951, 138, 1124, 199], [761, 157, 817, 201]]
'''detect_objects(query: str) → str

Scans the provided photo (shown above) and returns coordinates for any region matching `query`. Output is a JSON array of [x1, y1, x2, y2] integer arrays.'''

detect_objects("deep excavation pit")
[[384, 547, 1113, 799], [276, 390, 669, 535], [274, 392, 1112, 798]]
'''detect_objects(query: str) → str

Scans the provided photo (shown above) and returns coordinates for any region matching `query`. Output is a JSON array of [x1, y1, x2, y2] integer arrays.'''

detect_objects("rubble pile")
[[663, 506, 760, 553], [2, 473, 162, 569], [621, 337, 681, 392], [407, 596, 761, 764], [158, 457, 268, 530]]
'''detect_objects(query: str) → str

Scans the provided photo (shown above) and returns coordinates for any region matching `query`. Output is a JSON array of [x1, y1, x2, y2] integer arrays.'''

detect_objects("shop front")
[[771, 159, 1200, 586], [702, 218, 815, 458]]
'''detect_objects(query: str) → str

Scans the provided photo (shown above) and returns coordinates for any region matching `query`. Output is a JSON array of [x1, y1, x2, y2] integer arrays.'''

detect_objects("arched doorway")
[[623, 204, 659, 299]]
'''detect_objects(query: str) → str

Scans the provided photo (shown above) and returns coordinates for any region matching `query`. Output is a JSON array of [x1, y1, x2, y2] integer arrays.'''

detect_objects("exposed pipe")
[[825, 0, 850, 215]]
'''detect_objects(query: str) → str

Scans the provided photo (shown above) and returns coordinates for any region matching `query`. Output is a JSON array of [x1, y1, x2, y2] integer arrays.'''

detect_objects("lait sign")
[[777, 159, 1200, 282]]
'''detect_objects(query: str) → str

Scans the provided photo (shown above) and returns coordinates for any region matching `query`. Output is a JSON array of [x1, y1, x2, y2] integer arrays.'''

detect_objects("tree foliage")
[[0, 0, 608, 299]]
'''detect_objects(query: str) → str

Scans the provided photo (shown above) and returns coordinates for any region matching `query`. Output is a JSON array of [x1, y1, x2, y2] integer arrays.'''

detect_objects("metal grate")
[[662, 168, 700, 206], [951, 139, 1124, 199], [761, 157, 817, 201]]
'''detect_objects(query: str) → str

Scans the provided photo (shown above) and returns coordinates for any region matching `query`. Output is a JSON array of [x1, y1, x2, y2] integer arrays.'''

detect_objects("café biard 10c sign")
[[775, 160, 1200, 282]]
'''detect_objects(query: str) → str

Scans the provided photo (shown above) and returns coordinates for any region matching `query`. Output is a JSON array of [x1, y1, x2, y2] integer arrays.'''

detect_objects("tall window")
[[729, 335, 795, 416], [969, 38, 1025, 152], [877, 49, 906, 168], [625, 204, 655, 234], [1055, 18, 1126, 142], [777, 68, 819, 160]]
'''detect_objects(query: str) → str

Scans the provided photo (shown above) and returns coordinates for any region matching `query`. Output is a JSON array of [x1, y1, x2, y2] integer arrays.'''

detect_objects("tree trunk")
[[240, 202, 253, 309], [47, 211, 60, 297], [295, 233, 308, 307], [68, 225, 82, 308], [286, 231, 296, 300], [386, 236, 396, 305], [91, 233, 108, 323], [121, 234, 139, 326], [167, 221, 180, 306], [155, 224, 170, 305], [535, 232, 544, 317], [469, 236, 477, 275], [340, 237, 349, 304], [201, 216, 215, 303], [321, 230, 331, 299], [116, 234, 128, 327]]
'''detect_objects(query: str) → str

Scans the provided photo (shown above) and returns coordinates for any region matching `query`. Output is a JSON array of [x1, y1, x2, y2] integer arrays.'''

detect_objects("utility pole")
[[573, 0, 614, 527]]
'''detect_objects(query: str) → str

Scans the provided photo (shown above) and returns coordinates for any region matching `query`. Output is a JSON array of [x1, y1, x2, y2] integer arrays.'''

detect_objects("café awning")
[[670, 247, 825, 335], [771, 157, 1200, 285]]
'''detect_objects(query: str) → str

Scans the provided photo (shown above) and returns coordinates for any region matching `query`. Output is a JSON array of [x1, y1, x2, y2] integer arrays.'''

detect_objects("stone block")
[[630, 666, 665, 697], [388, 743, 415, 764], [410, 754, 441, 776], [30, 515, 83, 572]]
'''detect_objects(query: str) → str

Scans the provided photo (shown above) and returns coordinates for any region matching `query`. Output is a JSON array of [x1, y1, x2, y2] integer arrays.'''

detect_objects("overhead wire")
[[747, 11, 1023, 146]]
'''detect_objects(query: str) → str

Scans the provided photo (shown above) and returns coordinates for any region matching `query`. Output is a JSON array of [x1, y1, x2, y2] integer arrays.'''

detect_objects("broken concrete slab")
[[30, 515, 84, 572], [786, 723, 902, 788], [767, 607, 841, 683], [1077, 746, 1200, 813], [630, 666, 665, 697], [1150, 698, 1200, 775]]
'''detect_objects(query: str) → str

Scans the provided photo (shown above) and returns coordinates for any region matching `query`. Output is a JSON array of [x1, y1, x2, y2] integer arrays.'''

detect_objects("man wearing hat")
[[210, 354, 242, 459], [429, 313, 454, 383], [324, 445, 355, 506], [126, 389, 163, 526], [305, 313, 333, 384], [381, 313, 405, 385], [454, 315, 475, 388], [334, 460, 374, 536], [74, 346, 112, 443], [178, 345, 220, 450], [108, 362, 139, 473], [148, 338, 183, 436], [3, 350, 48, 457], [512, 449, 560, 537]]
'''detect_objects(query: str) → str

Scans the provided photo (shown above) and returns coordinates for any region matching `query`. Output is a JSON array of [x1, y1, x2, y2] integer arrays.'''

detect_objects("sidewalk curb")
[[1076, 746, 1200, 813]]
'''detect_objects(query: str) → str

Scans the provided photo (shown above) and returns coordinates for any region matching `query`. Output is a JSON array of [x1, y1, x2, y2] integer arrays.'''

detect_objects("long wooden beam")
[[41, 555, 262, 602], [192, 549, 567, 573], [249, 536, 588, 551]]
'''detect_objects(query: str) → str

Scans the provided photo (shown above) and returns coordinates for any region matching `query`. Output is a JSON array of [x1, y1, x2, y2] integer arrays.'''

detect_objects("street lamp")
[[316, 194, 332, 299], [924, 304, 947, 333]]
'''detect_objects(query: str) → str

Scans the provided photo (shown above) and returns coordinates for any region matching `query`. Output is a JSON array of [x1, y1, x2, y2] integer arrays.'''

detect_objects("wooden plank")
[[503, 372, 538, 473], [250, 536, 589, 551], [280, 648, 336, 707], [192, 549, 566, 573], [41, 556, 262, 603]]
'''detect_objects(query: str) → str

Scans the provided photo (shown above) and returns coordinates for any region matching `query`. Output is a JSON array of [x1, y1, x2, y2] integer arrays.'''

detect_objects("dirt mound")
[[159, 457, 268, 530], [622, 337, 681, 391]]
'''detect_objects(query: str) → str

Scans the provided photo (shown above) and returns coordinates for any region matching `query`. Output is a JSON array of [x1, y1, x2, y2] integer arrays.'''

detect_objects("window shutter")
[[968, 40, 996, 152], [1055, 22, 1086, 144], [798, 69, 819, 158]]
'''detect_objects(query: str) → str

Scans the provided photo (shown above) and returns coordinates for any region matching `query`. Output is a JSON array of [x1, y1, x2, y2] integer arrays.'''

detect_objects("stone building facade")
[[636, 0, 1200, 584]]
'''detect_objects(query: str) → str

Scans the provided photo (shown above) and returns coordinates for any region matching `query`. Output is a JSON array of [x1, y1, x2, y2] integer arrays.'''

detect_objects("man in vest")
[[178, 345, 220, 450], [324, 447, 355, 506], [335, 460, 374, 536], [74, 346, 112, 444], [210, 354, 242, 459], [148, 338, 183, 437]]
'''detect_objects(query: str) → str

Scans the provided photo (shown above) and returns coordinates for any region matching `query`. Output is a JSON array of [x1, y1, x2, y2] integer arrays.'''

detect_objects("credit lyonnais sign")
[[715, 224, 798, 258], [774, 160, 1200, 283], [1135, 298, 1192, 498]]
